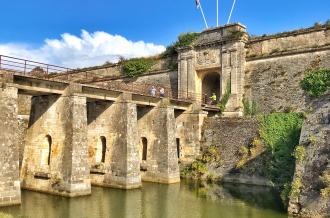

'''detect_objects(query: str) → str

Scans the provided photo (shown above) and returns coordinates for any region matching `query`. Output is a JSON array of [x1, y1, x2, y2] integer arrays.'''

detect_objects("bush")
[[293, 146, 306, 163], [243, 99, 259, 116], [122, 58, 155, 77], [290, 177, 302, 199], [320, 171, 330, 198], [300, 69, 330, 97], [258, 113, 304, 205], [163, 32, 200, 56], [217, 81, 231, 112]]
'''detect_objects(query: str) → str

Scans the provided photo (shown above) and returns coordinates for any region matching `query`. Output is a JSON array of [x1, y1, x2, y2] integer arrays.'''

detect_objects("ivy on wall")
[[300, 69, 330, 97], [217, 81, 231, 112]]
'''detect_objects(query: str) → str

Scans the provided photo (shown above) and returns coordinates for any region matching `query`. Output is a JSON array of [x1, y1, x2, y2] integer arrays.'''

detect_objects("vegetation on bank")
[[180, 145, 221, 182], [320, 171, 330, 198], [300, 69, 330, 97], [258, 113, 304, 204]]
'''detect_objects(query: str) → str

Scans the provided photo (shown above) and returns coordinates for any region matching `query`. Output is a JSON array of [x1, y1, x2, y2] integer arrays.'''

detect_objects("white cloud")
[[0, 30, 166, 68]]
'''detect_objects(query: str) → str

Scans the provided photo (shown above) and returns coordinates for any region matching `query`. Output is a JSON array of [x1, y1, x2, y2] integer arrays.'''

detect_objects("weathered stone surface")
[[138, 99, 180, 183], [201, 117, 272, 186], [87, 93, 141, 189], [288, 94, 330, 217], [0, 83, 21, 206], [21, 85, 91, 197], [175, 108, 207, 163]]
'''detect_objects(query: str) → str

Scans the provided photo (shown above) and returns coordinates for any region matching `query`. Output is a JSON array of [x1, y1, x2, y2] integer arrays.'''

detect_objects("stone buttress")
[[138, 99, 180, 183], [0, 74, 21, 206], [21, 84, 91, 197], [87, 93, 141, 189]]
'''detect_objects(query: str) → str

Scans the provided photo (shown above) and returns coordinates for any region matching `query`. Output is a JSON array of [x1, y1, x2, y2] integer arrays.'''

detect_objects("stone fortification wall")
[[53, 56, 176, 83], [245, 25, 330, 113], [200, 117, 271, 186], [288, 94, 330, 217]]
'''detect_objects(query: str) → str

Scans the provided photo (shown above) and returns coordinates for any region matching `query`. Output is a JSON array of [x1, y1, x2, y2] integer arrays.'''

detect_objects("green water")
[[0, 181, 287, 218]]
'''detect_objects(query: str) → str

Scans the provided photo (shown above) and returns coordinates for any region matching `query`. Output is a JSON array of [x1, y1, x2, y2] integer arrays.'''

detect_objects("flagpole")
[[227, 0, 236, 24], [199, 3, 209, 29], [217, 0, 219, 26]]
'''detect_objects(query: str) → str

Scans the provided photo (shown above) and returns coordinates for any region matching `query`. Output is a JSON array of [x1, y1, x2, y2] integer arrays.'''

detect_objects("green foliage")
[[300, 69, 330, 97], [293, 146, 306, 163], [163, 32, 200, 56], [243, 99, 259, 116], [258, 113, 304, 205], [217, 81, 231, 112], [290, 177, 302, 199], [180, 145, 221, 180], [122, 58, 155, 77], [229, 30, 245, 39], [320, 171, 330, 198], [308, 134, 318, 145]]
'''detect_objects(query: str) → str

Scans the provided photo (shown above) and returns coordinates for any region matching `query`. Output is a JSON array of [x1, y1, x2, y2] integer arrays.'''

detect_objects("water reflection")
[[0, 181, 287, 218]]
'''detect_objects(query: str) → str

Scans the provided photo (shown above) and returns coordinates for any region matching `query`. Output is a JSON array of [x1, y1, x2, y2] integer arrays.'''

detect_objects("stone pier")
[[21, 84, 91, 197], [175, 105, 207, 163], [88, 93, 141, 189], [138, 99, 180, 184], [0, 78, 21, 206]]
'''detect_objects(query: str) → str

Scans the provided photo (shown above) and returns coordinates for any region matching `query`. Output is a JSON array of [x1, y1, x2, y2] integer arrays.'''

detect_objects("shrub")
[[258, 113, 304, 205], [320, 172, 330, 198], [300, 69, 330, 97], [122, 58, 155, 77], [217, 81, 231, 112], [243, 99, 259, 116], [293, 146, 306, 163], [290, 177, 302, 199], [163, 32, 200, 56]]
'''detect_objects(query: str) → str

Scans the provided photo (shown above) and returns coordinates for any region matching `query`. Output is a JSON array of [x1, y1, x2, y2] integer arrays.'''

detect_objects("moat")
[[0, 180, 286, 218]]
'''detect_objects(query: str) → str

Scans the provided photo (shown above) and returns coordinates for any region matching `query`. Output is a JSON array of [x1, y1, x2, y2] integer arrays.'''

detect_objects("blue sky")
[[0, 0, 329, 67]]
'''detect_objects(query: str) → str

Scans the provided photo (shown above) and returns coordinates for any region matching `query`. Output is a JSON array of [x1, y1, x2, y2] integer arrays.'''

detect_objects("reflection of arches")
[[202, 72, 221, 100], [96, 136, 106, 163], [141, 137, 147, 161]]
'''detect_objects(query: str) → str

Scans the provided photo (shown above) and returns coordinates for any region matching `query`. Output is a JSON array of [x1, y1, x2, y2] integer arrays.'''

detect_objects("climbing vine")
[[300, 69, 330, 97], [217, 81, 231, 112]]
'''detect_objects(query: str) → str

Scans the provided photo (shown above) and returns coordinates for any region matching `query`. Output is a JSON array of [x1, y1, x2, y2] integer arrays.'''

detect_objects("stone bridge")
[[0, 71, 207, 206]]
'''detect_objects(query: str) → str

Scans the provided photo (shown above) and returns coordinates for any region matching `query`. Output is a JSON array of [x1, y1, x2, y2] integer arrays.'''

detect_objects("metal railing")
[[0, 54, 219, 108]]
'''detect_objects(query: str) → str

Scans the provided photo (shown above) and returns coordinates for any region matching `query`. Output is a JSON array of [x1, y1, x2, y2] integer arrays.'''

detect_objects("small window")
[[142, 137, 148, 161], [100, 136, 106, 163], [46, 135, 52, 165], [176, 138, 180, 159]]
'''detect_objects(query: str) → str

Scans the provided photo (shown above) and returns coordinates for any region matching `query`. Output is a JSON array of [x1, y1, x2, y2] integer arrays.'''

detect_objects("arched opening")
[[176, 138, 180, 159], [100, 136, 106, 163], [46, 135, 52, 165], [202, 72, 221, 103], [141, 137, 147, 161]]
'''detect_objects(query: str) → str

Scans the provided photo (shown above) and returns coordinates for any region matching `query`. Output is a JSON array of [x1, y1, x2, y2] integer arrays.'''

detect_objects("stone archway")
[[201, 72, 221, 103]]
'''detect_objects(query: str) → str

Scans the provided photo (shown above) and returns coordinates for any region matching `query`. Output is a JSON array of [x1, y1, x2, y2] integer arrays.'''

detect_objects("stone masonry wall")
[[288, 94, 330, 217], [245, 25, 330, 113], [0, 83, 21, 206], [137, 100, 180, 184], [87, 96, 141, 189], [21, 86, 91, 197], [201, 117, 272, 186]]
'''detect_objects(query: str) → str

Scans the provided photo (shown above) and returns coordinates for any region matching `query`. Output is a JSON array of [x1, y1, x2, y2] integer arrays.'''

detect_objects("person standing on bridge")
[[160, 87, 165, 98], [149, 86, 157, 97], [210, 93, 217, 105]]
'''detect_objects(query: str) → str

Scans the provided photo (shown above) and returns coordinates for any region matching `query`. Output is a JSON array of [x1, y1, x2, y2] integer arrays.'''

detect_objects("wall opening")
[[142, 137, 148, 161], [202, 72, 221, 103], [46, 135, 52, 165], [100, 136, 106, 163], [176, 138, 180, 159]]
